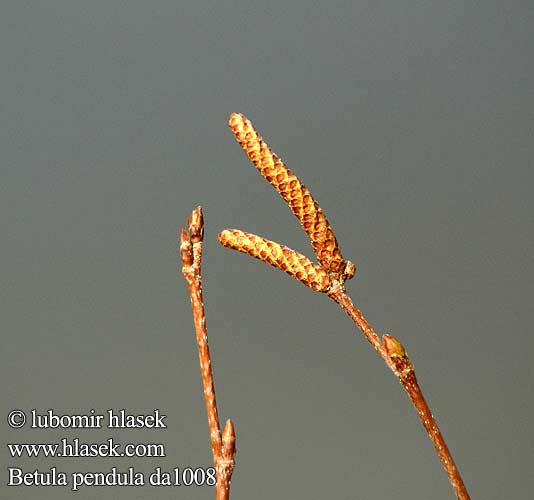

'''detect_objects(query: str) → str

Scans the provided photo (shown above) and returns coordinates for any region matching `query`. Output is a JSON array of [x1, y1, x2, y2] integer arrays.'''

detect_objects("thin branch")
[[331, 289, 470, 500], [180, 208, 221, 459], [381, 334, 469, 499], [219, 113, 471, 500], [180, 206, 236, 500]]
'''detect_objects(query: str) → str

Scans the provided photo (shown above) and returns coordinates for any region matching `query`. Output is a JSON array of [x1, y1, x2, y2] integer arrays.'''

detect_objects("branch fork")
[[216, 113, 470, 500]]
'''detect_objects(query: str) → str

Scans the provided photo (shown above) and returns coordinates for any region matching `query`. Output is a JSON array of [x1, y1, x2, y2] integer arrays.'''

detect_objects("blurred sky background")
[[1, 2, 533, 499]]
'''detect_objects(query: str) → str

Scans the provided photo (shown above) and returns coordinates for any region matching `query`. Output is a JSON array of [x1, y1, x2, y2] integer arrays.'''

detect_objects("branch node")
[[382, 333, 407, 359]]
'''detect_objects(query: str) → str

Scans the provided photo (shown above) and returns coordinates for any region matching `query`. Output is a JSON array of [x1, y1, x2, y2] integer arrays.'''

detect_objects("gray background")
[[2, 1, 532, 499]]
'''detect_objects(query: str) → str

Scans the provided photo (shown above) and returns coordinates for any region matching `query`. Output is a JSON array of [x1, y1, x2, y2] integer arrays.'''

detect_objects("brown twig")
[[332, 290, 470, 500], [219, 113, 471, 499], [381, 334, 469, 499], [180, 206, 236, 500]]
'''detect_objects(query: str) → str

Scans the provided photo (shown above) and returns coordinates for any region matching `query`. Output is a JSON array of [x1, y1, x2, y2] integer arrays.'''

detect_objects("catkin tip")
[[228, 112, 245, 128]]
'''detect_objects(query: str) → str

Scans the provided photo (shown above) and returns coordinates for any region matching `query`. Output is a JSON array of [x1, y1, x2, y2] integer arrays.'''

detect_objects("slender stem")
[[181, 207, 236, 500], [327, 281, 392, 368], [181, 227, 222, 460], [403, 372, 469, 500], [328, 284, 470, 500]]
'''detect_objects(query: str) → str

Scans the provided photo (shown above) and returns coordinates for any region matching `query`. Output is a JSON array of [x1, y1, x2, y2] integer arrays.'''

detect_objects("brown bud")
[[180, 227, 193, 267], [188, 206, 204, 243], [343, 260, 356, 280], [221, 419, 236, 460]]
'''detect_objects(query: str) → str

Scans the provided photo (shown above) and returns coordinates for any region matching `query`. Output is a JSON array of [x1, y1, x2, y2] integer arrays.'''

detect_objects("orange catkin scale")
[[218, 229, 331, 292], [228, 113, 351, 278]]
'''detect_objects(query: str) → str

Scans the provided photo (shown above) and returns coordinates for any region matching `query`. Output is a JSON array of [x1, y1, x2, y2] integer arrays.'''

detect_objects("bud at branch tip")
[[188, 206, 204, 243]]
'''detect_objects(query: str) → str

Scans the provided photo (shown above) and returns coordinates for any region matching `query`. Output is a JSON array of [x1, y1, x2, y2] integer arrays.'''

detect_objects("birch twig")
[[218, 113, 470, 500], [180, 206, 236, 500]]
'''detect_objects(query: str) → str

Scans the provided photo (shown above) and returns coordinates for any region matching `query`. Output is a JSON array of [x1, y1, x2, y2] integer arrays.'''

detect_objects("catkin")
[[218, 229, 331, 292], [228, 113, 352, 278]]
